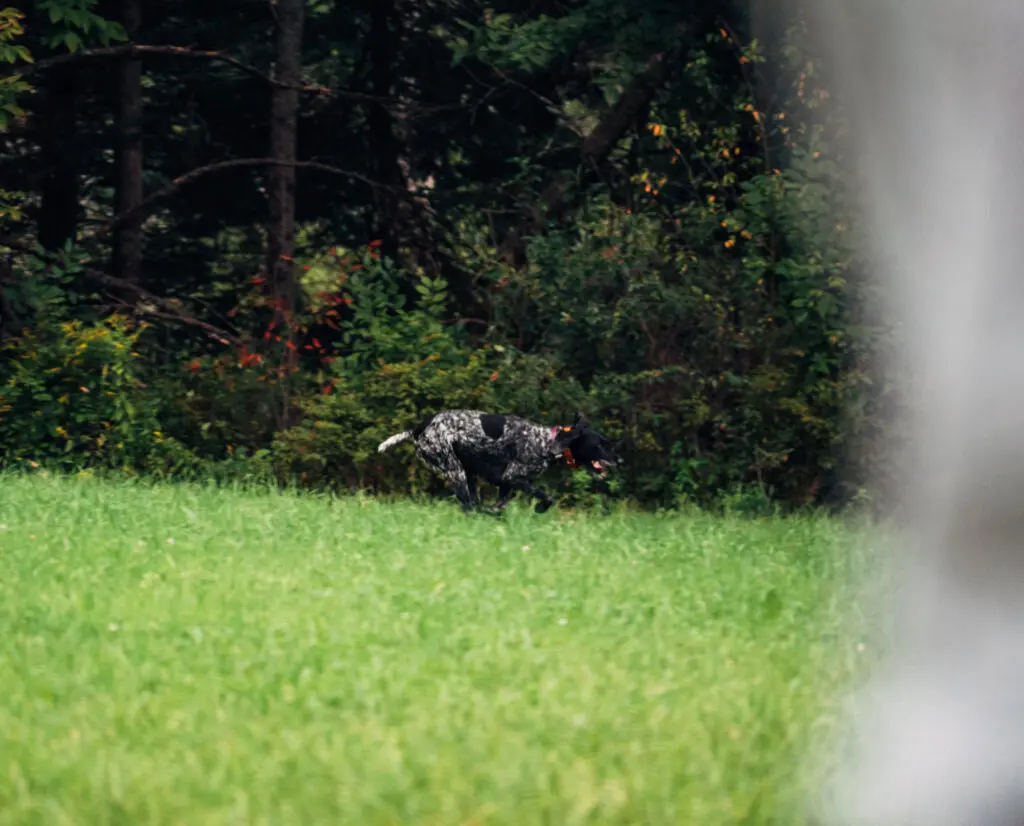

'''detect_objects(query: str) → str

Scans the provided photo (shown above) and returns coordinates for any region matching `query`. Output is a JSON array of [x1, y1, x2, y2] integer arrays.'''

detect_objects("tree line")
[[0, 0, 897, 512]]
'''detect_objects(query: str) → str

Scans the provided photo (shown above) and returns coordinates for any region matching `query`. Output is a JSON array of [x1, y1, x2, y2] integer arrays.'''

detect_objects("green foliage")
[[1, 241, 84, 324], [0, 313, 178, 471], [0, 1, 127, 131], [0, 249, 197, 474], [0, 7, 32, 134], [36, 0, 128, 49]]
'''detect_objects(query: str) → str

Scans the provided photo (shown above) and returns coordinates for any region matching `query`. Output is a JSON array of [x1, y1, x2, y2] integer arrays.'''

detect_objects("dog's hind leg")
[[422, 445, 477, 512], [447, 468, 476, 512]]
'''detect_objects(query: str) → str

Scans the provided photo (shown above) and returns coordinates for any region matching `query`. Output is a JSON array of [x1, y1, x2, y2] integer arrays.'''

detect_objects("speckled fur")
[[377, 409, 580, 512]]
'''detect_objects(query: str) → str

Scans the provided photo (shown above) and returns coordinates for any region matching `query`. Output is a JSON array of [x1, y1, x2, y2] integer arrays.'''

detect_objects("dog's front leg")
[[498, 476, 553, 514], [495, 482, 515, 511]]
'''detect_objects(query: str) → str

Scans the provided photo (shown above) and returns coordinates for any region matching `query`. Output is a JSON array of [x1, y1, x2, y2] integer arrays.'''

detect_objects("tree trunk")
[[112, 0, 144, 283], [37, 67, 79, 251], [368, 0, 442, 287], [368, 0, 402, 237], [266, 0, 305, 363]]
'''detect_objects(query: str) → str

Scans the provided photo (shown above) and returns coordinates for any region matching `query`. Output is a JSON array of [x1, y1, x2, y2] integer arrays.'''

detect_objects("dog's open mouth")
[[591, 460, 609, 478]]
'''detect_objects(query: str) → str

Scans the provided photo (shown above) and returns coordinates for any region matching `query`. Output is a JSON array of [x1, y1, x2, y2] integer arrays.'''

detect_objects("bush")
[[0, 313, 188, 472]]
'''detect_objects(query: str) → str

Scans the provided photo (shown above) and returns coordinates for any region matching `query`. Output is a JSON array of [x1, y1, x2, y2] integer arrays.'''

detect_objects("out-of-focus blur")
[[768, 1, 1024, 824]]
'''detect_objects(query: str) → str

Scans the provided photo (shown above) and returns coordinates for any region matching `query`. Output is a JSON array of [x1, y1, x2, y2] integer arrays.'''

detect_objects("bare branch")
[[0, 236, 32, 253], [0, 44, 332, 96], [87, 268, 243, 346], [103, 158, 388, 236], [0, 43, 467, 116]]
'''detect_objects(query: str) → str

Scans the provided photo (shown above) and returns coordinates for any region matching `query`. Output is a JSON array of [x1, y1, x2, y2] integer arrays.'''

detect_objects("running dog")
[[377, 410, 618, 512]]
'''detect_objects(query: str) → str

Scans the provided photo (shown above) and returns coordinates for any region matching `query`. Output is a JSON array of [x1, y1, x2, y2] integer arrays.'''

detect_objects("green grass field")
[[0, 475, 879, 826]]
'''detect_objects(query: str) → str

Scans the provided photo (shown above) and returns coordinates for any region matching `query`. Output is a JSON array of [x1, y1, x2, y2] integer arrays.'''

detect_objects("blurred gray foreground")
[[760, 1, 1024, 824]]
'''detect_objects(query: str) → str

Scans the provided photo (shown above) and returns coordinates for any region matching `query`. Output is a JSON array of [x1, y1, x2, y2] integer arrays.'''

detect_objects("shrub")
[[0, 313, 186, 472]]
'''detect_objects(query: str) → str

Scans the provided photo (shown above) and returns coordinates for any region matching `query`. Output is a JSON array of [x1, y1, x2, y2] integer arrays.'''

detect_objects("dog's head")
[[551, 413, 620, 478]]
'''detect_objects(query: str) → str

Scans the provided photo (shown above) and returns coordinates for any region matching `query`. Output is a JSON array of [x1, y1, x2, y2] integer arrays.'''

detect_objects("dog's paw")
[[534, 500, 553, 514]]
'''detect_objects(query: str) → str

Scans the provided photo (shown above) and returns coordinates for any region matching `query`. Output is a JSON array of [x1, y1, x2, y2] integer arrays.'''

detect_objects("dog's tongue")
[[592, 460, 607, 477]]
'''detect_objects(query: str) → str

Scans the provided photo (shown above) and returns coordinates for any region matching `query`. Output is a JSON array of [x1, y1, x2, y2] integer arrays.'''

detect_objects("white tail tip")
[[377, 431, 412, 453]]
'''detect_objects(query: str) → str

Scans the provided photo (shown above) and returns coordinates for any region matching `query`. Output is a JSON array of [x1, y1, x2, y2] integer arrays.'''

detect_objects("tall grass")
[[0, 474, 879, 825]]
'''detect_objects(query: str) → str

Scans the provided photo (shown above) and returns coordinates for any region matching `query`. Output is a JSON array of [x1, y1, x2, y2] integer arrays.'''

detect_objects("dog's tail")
[[377, 430, 413, 453]]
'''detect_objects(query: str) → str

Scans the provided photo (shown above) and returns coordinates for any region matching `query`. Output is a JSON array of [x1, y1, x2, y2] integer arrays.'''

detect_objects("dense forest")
[[0, 0, 898, 511]]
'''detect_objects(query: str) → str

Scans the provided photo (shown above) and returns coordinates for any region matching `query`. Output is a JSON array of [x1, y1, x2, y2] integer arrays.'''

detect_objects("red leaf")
[[368, 239, 383, 248]]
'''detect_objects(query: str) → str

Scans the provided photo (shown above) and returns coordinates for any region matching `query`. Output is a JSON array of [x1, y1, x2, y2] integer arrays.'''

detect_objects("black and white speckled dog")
[[377, 410, 619, 513]]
